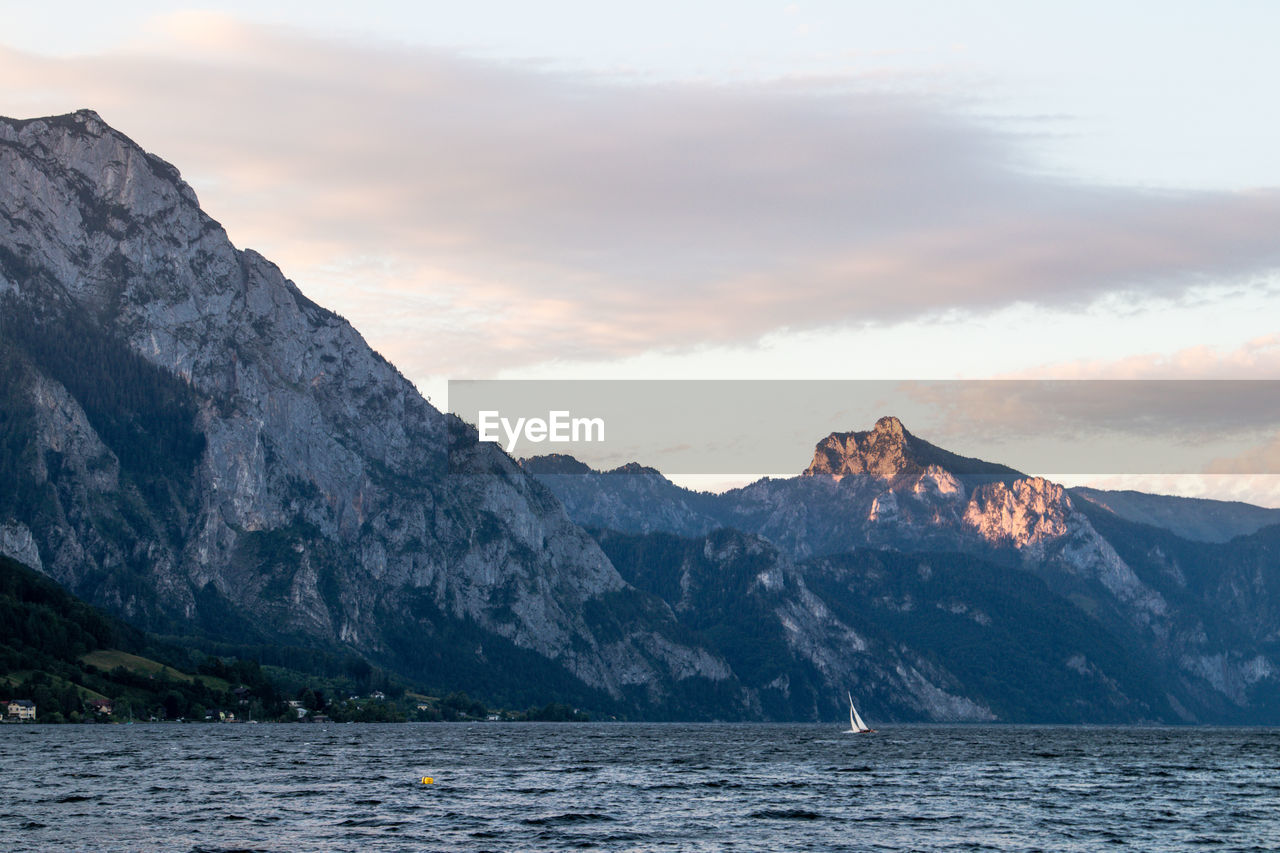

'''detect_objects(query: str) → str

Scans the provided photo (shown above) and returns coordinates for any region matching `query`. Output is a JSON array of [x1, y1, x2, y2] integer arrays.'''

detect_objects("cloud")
[[1206, 435, 1280, 475], [4, 12, 1280, 380], [1005, 334, 1280, 380], [869, 337, 1280, 480], [900, 377, 1280, 449]]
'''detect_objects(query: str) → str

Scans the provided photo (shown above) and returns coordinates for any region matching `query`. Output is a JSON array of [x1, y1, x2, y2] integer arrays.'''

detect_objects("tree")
[[163, 690, 184, 720]]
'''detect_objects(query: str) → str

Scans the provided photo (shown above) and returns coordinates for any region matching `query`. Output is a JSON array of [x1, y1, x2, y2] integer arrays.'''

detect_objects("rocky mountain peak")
[[802, 416, 1023, 487], [1, 110, 200, 218], [964, 476, 1073, 548], [804, 415, 911, 482], [872, 414, 906, 438], [607, 462, 666, 477], [520, 453, 594, 475], [58, 108, 107, 134]]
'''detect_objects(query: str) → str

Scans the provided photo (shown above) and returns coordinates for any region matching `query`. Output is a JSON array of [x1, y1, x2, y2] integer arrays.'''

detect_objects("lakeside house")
[[3, 699, 36, 721]]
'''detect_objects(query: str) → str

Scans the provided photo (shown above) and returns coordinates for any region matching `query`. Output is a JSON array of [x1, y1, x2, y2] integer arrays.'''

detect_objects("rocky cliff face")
[[595, 527, 997, 722], [520, 455, 724, 538], [806, 416, 917, 482], [0, 110, 731, 708], [804, 416, 1021, 485]]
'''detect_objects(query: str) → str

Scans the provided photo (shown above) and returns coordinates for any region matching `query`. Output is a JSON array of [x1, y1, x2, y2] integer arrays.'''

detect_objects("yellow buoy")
[[420, 776, 434, 785]]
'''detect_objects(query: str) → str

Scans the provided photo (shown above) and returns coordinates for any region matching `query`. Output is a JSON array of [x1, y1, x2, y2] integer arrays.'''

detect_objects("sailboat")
[[846, 692, 874, 734]]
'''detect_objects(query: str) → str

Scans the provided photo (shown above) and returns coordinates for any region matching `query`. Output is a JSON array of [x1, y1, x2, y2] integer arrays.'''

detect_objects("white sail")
[[848, 691, 870, 733]]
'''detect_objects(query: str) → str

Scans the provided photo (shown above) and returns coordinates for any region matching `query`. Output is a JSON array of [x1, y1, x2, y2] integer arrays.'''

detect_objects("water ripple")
[[1, 723, 1278, 851]]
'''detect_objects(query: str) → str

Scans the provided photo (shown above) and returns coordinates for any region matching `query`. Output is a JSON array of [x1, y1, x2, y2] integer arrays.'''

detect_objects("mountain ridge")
[[4, 109, 1279, 723], [1071, 486, 1280, 543], [804, 415, 1023, 486], [523, 419, 1280, 721], [0, 109, 741, 715]]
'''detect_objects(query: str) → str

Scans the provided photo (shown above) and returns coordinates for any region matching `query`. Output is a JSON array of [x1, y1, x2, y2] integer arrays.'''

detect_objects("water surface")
[[2, 723, 1277, 851]]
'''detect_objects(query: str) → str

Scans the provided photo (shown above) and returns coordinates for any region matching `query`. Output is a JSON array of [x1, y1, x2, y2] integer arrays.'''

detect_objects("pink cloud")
[[1008, 335, 1280, 380], [4, 14, 1280, 378]]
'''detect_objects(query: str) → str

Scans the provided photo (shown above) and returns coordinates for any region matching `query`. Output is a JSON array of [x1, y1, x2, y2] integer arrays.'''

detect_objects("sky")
[[4, 2, 1280, 501]]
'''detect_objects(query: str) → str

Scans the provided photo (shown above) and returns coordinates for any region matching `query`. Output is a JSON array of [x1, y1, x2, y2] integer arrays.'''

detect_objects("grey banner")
[[448, 379, 1280, 476]]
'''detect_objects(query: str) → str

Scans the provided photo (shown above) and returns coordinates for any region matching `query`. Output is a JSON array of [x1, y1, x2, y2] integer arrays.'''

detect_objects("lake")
[[2, 723, 1277, 851]]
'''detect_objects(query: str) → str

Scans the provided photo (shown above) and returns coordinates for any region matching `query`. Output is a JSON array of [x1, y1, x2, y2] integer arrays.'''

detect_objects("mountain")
[[1071, 487, 1280, 543], [525, 417, 1280, 722], [0, 109, 737, 716], [803, 416, 1022, 485], [0, 553, 290, 722], [594, 526, 1196, 722], [594, 527, 995, 722], [4, 110, 1277, 724], [520, 455, 724, 538]]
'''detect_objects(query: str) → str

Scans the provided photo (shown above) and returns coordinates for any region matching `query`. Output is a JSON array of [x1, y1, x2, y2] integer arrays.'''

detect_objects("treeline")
[[0, 337, 45, 521], [424, 693, 587, 722], [7, 663, 287, 724], [0, 554, 287, 722], [0, 297, 206, 513], [1, 554, 592, 724], [266, 690, 590, 724], [0, 554, 128, 659], [0, 299, 206, 479], [187, 639, 408, 700]]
